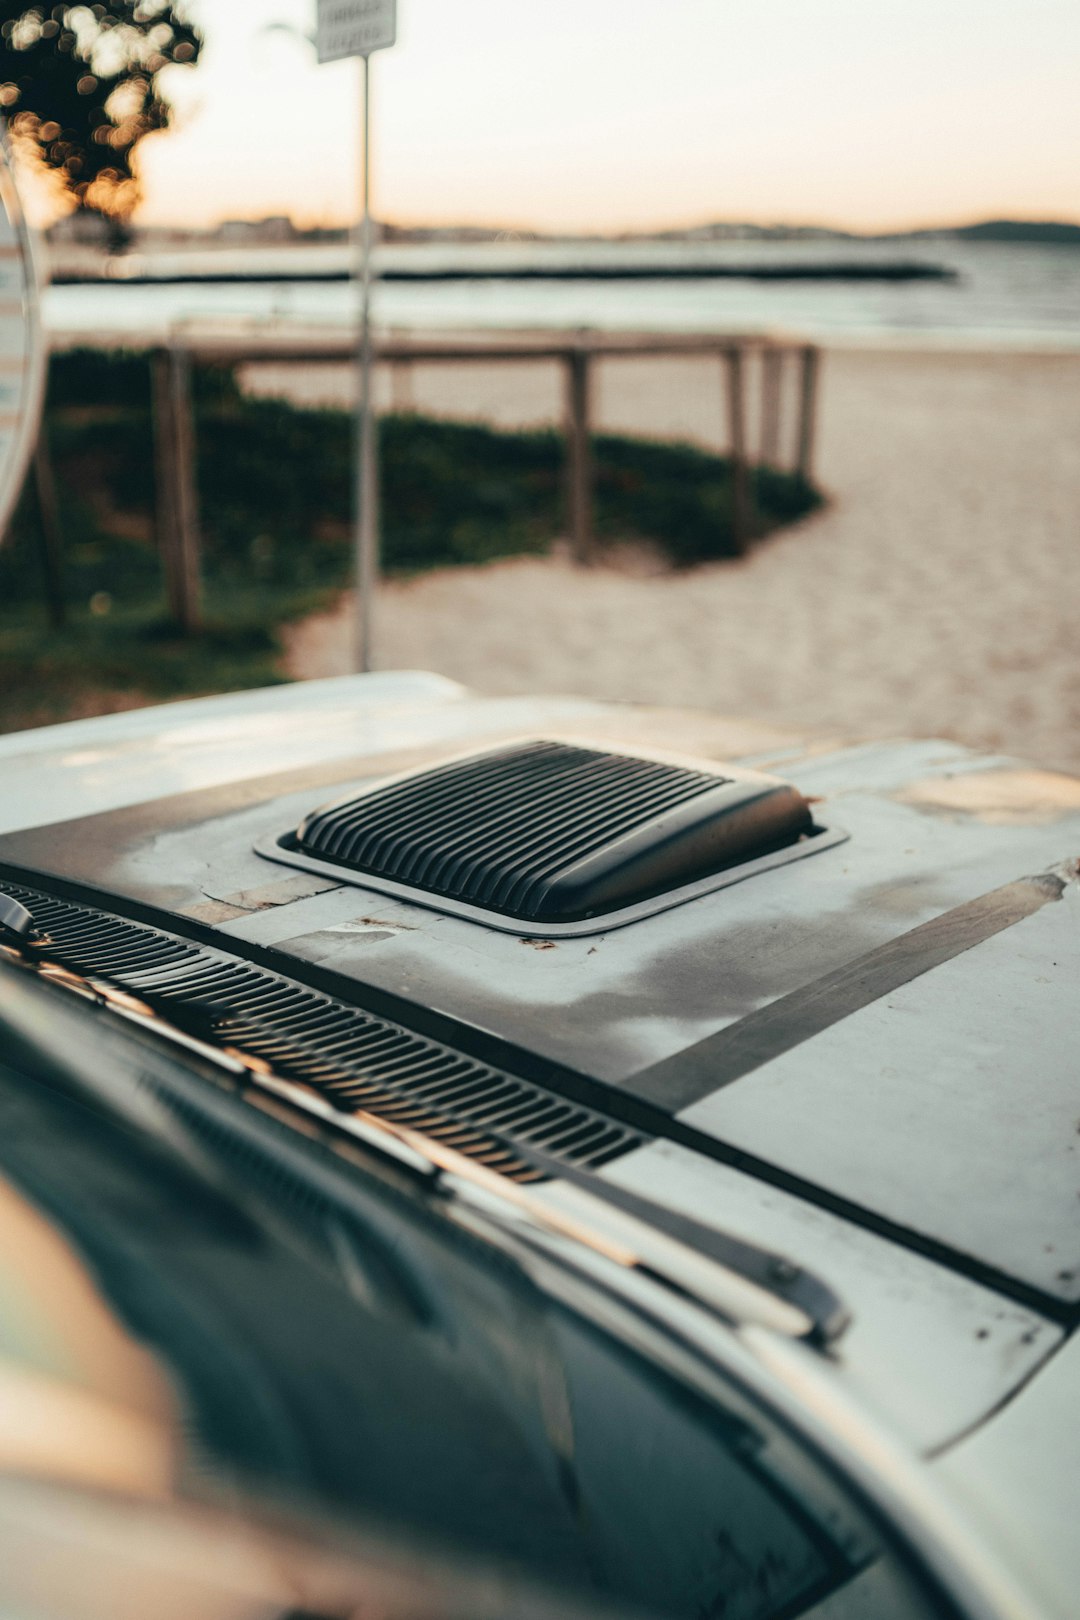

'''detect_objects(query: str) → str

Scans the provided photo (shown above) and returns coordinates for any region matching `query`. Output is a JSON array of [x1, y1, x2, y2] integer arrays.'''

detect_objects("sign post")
[[316, 0, 397, 674]]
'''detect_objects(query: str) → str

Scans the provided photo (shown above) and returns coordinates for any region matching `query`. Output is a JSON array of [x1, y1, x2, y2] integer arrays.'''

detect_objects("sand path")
[[284, 348, 1080, 773]]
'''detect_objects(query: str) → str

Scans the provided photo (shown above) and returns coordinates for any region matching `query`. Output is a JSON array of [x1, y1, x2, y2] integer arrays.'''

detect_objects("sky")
[[130, 0, 1080, 234]]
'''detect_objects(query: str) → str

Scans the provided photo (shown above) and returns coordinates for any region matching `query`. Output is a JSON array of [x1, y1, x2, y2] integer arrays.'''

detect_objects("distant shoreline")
[[48, 216, 1080, 255]]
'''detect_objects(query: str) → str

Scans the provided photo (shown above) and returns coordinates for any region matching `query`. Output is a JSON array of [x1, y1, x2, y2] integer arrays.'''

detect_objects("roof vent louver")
[[1, 882, 645, 1184], [287, 740, 817, 927]]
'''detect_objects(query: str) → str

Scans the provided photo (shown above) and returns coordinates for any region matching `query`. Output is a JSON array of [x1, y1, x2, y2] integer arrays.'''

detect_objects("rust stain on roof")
[[895, 768, 1080, 825]]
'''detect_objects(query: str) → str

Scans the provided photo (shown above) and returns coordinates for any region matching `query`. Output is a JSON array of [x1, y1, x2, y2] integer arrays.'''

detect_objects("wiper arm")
[[491, 1142, 850, 1346], [0, 892, 35, 942], [370, 1119, 849, 1348]]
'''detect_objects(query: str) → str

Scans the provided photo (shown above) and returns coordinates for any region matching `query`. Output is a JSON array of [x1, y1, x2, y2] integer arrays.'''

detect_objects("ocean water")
[[43, 235, 1080, 349]]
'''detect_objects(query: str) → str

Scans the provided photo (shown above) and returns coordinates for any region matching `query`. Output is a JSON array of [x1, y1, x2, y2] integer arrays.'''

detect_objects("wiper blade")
[[500, 1142, 850, 1347], [379, 1122, 849, 1348]]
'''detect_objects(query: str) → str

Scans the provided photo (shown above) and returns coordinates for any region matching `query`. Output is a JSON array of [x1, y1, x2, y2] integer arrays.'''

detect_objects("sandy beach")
[[282, 347, 1080, 774]]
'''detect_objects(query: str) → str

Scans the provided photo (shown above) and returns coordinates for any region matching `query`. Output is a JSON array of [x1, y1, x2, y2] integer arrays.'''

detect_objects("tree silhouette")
[[0, 3, 201, 230]]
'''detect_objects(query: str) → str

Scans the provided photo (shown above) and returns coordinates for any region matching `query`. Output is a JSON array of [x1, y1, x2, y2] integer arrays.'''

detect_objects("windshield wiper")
[[0, 901, 849, 1349]]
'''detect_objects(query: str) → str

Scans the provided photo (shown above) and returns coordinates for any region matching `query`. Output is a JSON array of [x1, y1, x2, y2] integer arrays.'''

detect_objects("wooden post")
[[795, 345, 820, 483], [151, 348, 179, 621], [390, 357, 415, 413], [32, 433, 66, 628], [152, 346, 202, 632], [564, 347, 594, 565], [759, 346, 783, 467], [170, 346, 203, 632], [724, 346, 751, 553]]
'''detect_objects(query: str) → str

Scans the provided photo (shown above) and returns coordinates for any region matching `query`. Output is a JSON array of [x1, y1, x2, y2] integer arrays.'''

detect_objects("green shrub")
[[2, 349, 822, 614]]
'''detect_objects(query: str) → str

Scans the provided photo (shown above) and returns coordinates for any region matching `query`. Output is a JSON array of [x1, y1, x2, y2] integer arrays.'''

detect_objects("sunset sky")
[[132, 0, 1080, 234]]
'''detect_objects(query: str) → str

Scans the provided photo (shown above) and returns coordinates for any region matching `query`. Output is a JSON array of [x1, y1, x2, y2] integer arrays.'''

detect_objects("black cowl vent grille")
[[4, 883, 643, 1184], [294, 740, 814, 924]]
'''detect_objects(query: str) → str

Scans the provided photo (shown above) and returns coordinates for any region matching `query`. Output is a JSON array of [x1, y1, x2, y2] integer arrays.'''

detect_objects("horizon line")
[[123, 210, 1080, 238]]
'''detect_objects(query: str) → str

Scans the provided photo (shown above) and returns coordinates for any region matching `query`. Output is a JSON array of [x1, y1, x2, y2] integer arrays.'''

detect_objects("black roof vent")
[[289, 739, 816, 927]]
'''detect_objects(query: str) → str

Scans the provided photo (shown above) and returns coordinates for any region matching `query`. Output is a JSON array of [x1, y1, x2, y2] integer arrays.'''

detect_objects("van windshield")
[[0, 964, 953, 1620]]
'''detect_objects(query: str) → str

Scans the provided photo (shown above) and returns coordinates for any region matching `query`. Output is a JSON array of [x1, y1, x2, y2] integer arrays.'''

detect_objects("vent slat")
[[292, 738, 812, 925], [411, 1074, 523, 1112], [487, 782, 720, 916], [403, 751, 662, 891], [351, 751, 700, 890], [438, 771, 709, 909], [323, 743, 576, 868], [6, 882, 644, 1184]]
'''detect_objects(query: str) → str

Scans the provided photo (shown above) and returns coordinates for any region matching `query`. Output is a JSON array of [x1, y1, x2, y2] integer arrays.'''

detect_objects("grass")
[[0, 590, 330, 734], [0, 349, 824, 734]]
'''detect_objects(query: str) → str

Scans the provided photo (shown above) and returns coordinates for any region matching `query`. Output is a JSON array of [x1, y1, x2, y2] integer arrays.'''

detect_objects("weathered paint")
[[895, 766, 1080, 825], [681, 882, 1080, 1302], [935, 1332, 1080, 1620]]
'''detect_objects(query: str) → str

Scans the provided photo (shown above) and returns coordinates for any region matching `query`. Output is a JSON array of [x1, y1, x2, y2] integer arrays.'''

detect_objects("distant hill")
[[657, 219, 1080, 246], [615, 219, 1080, 247], [945, 220, 1080, 245]]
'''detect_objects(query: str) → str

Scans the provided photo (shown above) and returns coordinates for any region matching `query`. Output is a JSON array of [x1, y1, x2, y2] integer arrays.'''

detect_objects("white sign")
[[317, 0, 397, 63]]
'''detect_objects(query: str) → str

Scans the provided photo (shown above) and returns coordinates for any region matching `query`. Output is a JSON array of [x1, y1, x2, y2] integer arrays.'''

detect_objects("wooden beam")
[[390, 356, 415, 413], [31, 433, 66, 628], [565, 348, 594, 565], [795, 345, 820, 483], [170, 347, 203, 633], [152, 347, 202, 633], [151, 349, 180, 623], [57, 328, 782, 367], [759, 346, 783, 467], [724, 347, 751, 553]]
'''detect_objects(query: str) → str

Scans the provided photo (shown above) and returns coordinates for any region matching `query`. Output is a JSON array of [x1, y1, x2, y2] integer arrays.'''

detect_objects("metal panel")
[[935, 1332, 1080, 1620], [683, 884, 1080, 1301]]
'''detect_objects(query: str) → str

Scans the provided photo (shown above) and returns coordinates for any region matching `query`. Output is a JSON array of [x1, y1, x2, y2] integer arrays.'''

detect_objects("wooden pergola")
[[55, 326, 821, 634]]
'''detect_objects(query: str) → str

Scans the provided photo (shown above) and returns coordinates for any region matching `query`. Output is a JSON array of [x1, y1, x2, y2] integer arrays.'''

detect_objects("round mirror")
[[0, 125, 44, 547]]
